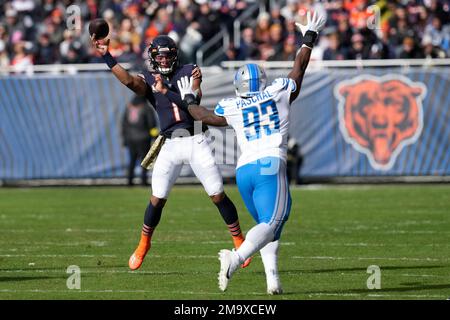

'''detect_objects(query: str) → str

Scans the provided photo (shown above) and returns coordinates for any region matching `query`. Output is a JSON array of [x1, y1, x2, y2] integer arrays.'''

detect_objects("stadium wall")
[[0, 68, 449, 182]]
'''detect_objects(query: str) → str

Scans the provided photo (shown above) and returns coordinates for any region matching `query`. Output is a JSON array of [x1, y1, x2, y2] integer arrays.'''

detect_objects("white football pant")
[[151, 133, 224, 199]]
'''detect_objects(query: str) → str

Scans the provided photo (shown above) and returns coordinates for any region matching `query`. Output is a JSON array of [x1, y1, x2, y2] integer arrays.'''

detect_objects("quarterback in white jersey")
[[177, 10, 326, 294]]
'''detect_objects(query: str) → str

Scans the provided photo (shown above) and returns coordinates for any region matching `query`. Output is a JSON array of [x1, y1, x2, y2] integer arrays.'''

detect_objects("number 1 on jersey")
[[172, 103, 182, 122]]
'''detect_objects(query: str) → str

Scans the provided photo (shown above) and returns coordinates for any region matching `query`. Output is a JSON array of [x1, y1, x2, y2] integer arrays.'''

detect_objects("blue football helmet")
[[233, 63, 267, 98]]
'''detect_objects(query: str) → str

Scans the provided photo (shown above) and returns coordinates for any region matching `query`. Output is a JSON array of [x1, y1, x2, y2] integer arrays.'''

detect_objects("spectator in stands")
[[322, 31, 348, 60], [399, 36, 424, 59], [9, 0, 35, 14], [325, 0, 348, 27], [61, 40, 86, 64], [144, 7, 174, 43], [267, 23, 284, 59], [269, 35, 297, 61], [0, 23, 8, 47], [10, 41, 33, 71], [236, 26, 259, 60], [336, 16, 353, 49], [280, 0, 298, 21], [79, 0, 100, 21], [269, 4, 286, 35], [0, 40, 10, 72], [424, 16, 450, 50], [117, 38, 139, 63], [255, 12, 271, 45], [117, 18, 141, 54], [284, 19, 302, 46], [422, 34, 447, 59], [347, 33, 371, 60], [388, 6, 414, 49], [35, 33, 57, 64], [370, 30, 395, 59], [101, 8, 117, 33], [59, 30, 74, 61], [39, 0, 61, 20], [4, 8, 26, 45], [427, 0, 450, 25], [348, 0, 372, 30], [196, 1, 221, 43], [224, 43, 238, 61], [179, 20, 202, 64], [46, 8, 65, 46]]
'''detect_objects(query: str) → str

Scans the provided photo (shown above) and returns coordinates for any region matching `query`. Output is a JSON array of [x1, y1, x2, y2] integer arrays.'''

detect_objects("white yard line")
[[307, 292, 447, 299], [399, 274, 449, 278], [293, 256, 447, 262], [308, 242, 450, 247]]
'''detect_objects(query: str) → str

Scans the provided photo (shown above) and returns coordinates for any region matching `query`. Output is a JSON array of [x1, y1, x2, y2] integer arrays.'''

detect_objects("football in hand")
[[89, 18, 109, 40]]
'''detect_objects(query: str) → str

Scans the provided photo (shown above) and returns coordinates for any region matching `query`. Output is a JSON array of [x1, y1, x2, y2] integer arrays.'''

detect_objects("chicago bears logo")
[[334, 75, 427, 170]]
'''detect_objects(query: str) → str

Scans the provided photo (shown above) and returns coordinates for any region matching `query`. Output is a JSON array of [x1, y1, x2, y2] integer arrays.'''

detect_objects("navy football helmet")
[[148, 35, 179, 75]]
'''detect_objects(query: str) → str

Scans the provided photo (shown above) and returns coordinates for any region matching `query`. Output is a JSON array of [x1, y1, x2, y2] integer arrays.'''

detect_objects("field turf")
[[0, 184, 449, 300]]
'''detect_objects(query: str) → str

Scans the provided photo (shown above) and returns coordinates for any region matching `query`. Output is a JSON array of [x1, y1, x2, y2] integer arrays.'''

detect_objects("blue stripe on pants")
[[236, 157, 292, 240]]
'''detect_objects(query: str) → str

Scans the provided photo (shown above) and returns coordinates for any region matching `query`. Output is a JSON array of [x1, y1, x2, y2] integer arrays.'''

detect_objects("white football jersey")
[[214, 78, 297, 168]]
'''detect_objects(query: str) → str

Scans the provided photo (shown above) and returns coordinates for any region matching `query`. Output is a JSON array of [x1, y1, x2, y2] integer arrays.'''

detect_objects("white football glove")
[[295, 10, 326, 36], [177, 76, 198, 100]]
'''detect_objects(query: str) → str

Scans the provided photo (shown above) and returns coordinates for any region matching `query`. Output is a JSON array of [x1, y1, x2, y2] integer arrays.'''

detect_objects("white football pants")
[[151, 133, 224, 199]]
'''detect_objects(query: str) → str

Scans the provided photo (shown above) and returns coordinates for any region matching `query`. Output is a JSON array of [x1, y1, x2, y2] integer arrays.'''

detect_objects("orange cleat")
[[128, 236, 151, 270], [232, 235, 252, 268]]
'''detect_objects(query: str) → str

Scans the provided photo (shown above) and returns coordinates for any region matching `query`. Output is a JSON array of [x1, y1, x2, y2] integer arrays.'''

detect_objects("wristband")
[[103, 51, 117, 69], [302, 30, 318, 48], [184, 94, 197, 106], [181, 94, 197, 111]]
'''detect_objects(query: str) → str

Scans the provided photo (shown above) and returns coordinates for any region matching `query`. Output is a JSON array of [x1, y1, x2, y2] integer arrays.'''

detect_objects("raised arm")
[[92, 37, 148, 96], [288, 11, 326, 103]]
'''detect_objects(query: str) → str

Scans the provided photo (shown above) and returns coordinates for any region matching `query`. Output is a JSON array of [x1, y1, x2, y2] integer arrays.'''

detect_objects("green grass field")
[[0, 184, 449, 300]]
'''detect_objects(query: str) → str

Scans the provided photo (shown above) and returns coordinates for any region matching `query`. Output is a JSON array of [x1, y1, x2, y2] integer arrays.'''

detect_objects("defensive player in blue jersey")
[[173, 11, 326, 294], [92, 35, 250, 270]]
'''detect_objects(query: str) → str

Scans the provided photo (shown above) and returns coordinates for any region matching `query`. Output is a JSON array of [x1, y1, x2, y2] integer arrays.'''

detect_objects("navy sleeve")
[[165, 89, 184, 107]]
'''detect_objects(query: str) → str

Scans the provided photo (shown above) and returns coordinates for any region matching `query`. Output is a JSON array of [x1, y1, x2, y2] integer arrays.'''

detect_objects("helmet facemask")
[[147, 35, 179, 75], [149, 47, 178, 75]]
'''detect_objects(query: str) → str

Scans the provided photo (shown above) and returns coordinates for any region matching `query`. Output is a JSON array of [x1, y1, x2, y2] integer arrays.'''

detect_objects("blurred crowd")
[[232, 0, 450, 61], [0, 0, 449, 71]]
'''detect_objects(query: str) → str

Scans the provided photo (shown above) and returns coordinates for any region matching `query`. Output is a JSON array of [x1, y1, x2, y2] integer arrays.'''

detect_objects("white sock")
[[236, 223, 274, 262], [260, 240, 280, 282]]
